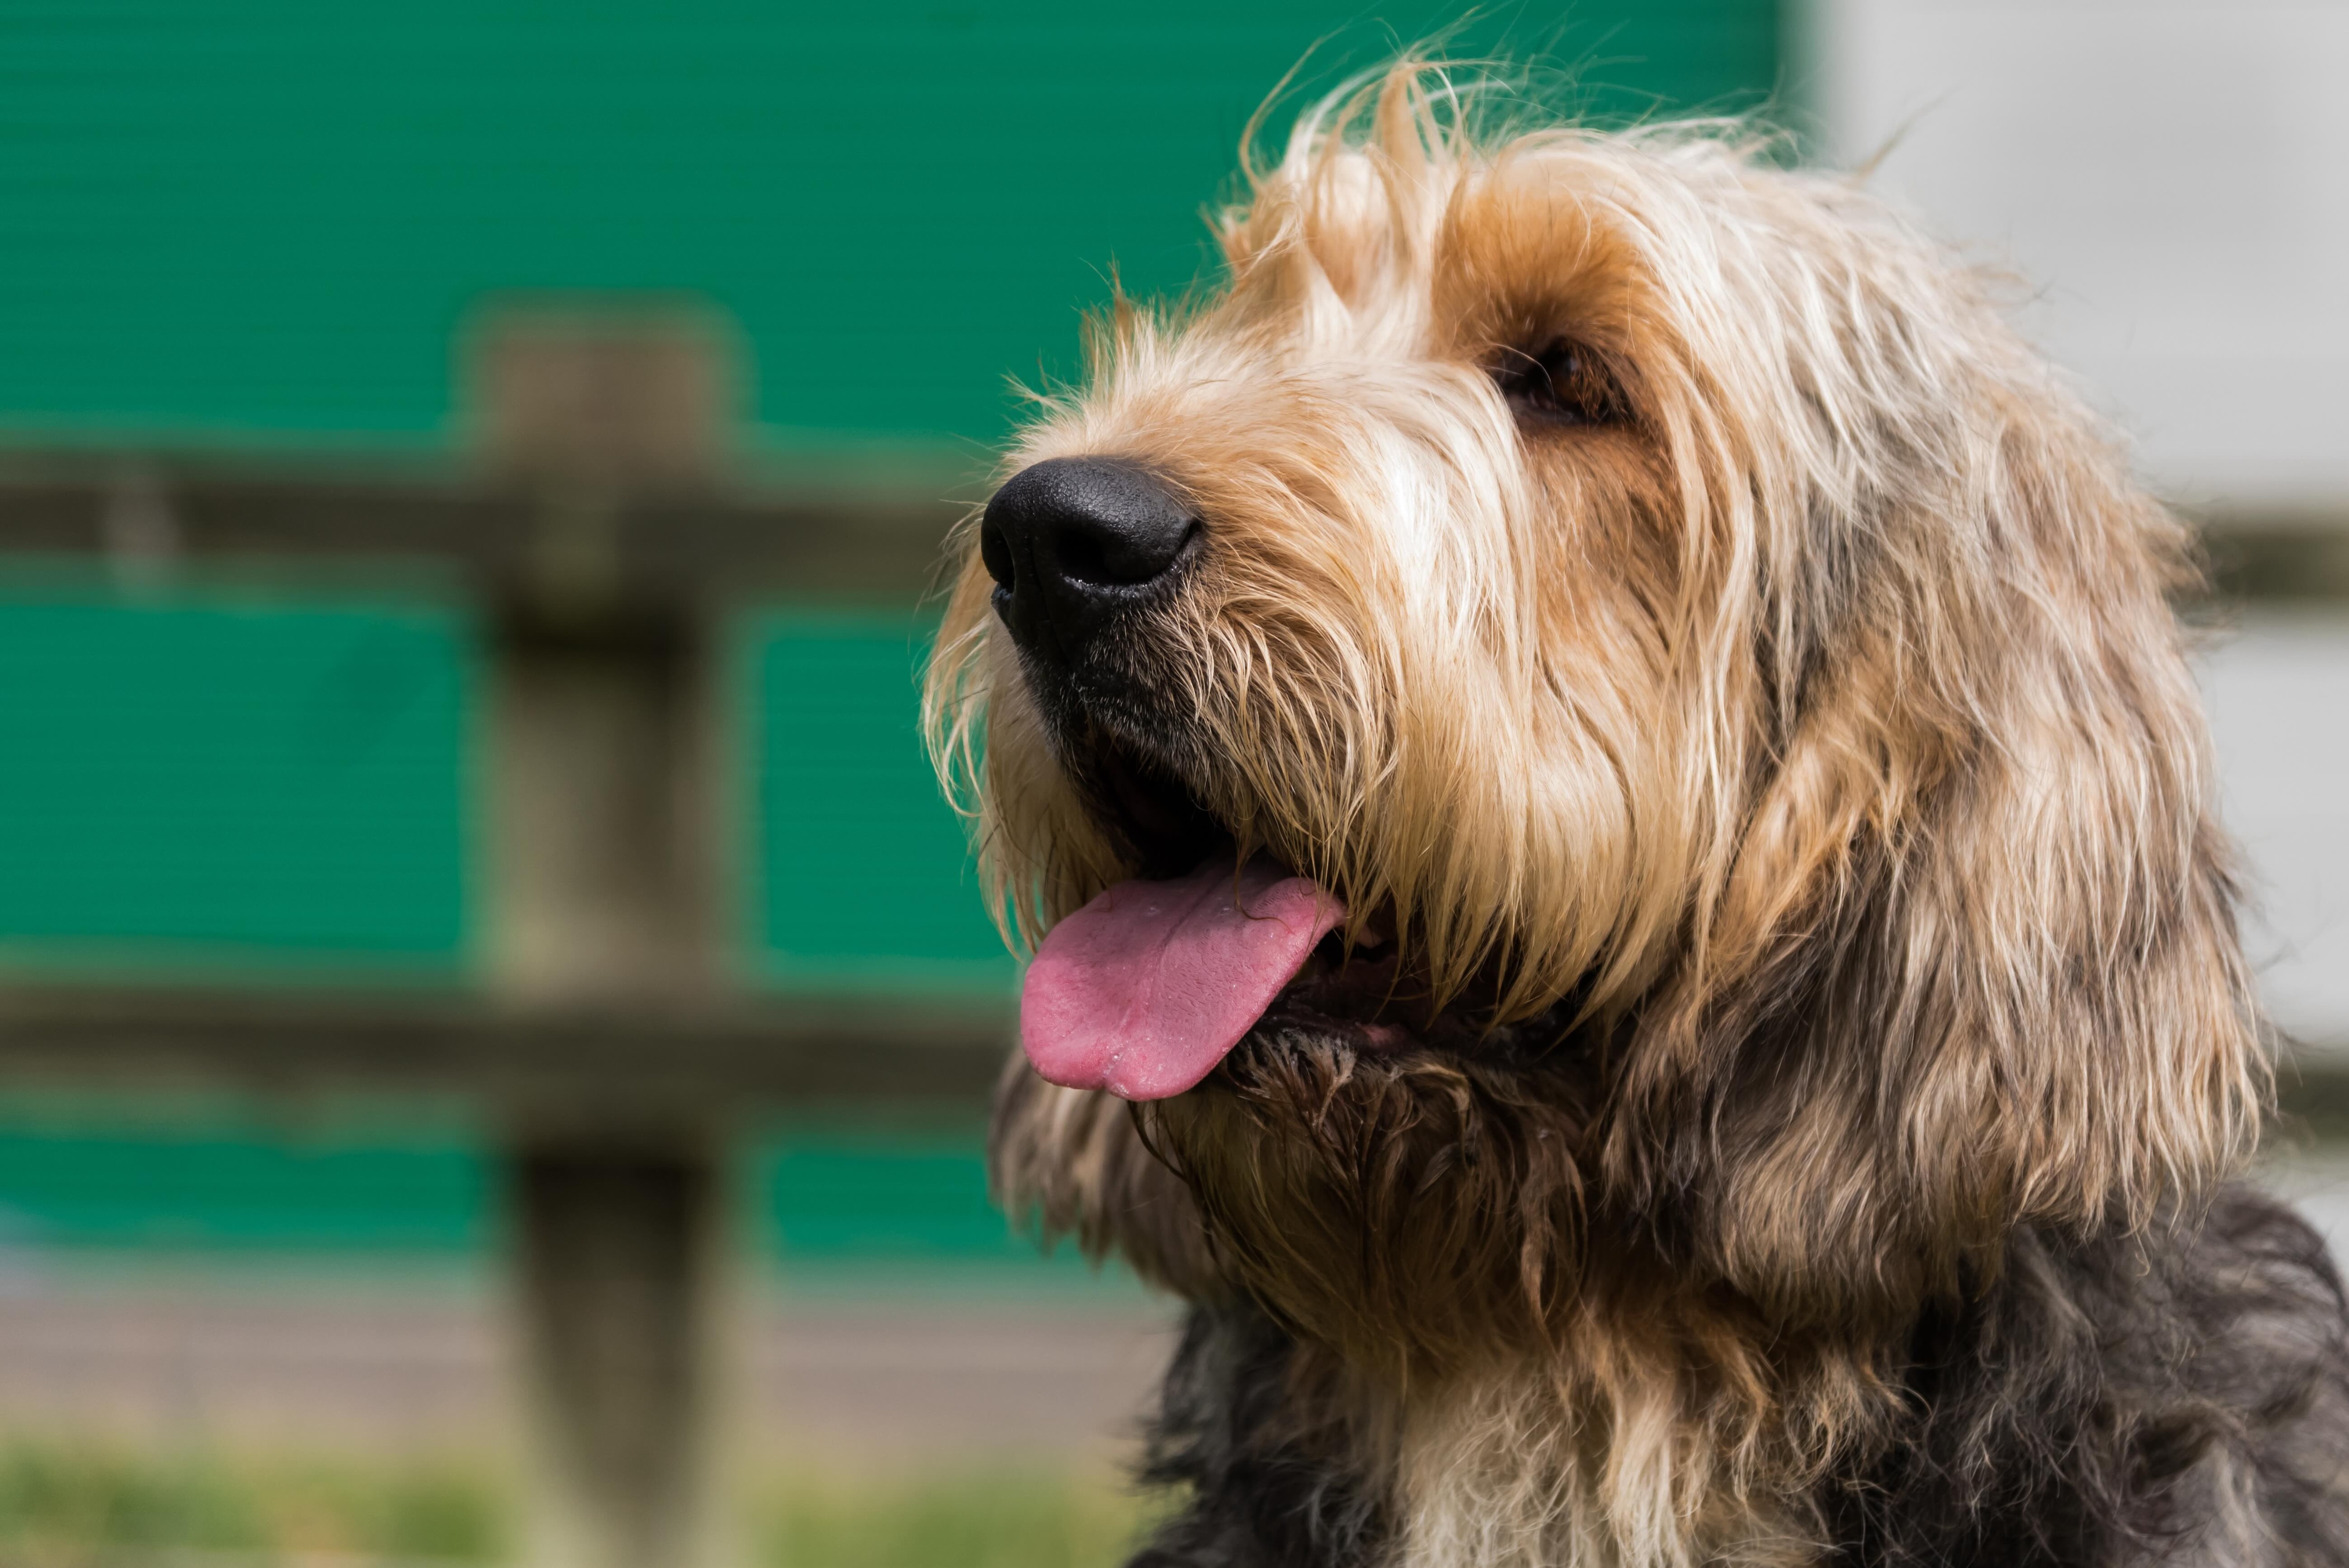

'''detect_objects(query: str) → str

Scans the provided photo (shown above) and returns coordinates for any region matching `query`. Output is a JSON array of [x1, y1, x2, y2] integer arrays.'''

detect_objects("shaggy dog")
[[925, 67, 2349, 1568]]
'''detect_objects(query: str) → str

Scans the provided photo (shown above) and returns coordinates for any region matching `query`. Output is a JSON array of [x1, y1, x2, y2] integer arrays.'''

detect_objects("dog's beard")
[[1141, 1018, 1608, 1373]]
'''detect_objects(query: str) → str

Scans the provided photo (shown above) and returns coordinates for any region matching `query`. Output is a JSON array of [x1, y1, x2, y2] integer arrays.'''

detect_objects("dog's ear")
[[990, 1056, 1228, 1297], [1609, 376, 2264, 1323]]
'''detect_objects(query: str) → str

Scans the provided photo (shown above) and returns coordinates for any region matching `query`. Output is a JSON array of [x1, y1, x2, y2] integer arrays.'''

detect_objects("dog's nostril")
[[979, 516, 1016, 592], [980, 456, 1199, 664], [1065, 514, 1199, 588], [1056, 527, 1109, 585]]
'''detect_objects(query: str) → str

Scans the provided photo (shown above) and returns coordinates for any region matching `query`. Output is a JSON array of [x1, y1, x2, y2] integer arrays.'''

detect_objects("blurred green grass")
[[0, 1442, 506, 1563], [756, 1472, 1160, 1568], [0, 1442, 1160, 1567]]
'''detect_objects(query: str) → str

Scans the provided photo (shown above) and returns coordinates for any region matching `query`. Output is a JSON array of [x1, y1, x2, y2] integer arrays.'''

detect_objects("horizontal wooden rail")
[[0, 983, 1012, 1114], [0, 453, 976, 614], [0, 457, 2339, 603]]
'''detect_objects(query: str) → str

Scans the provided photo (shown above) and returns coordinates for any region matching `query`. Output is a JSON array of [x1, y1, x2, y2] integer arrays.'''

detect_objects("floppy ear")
[[1609, 370, 2263, 1324], [990, 1057, 1228, 1298]]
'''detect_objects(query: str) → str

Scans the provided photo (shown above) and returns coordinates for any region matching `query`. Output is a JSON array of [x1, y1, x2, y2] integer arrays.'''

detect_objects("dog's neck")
[[1382, 1350, 1827, 1568]]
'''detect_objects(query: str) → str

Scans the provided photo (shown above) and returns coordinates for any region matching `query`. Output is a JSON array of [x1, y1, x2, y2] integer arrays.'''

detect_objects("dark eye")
[[1491, 339, 1626, 427]]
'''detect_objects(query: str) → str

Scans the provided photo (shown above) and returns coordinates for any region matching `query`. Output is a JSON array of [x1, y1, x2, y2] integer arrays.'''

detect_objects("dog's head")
[[926, 68, 2260, 1366]]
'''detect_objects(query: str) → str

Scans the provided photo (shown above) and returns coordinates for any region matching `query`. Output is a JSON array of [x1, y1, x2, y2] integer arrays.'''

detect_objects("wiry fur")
[[927, 65, 2349, 1567]]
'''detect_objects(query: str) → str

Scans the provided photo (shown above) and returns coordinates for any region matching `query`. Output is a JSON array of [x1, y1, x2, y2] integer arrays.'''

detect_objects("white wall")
[[1807, 0, 2349, 512], [2201, 617, 2349, 1051]]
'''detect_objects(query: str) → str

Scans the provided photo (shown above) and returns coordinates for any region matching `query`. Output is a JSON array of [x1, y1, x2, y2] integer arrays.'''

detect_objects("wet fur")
[[932, 65, 2349, 1568]]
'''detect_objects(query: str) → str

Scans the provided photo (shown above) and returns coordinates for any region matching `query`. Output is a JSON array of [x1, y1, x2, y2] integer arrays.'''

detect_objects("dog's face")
[[942, 91, 1703, 1052], [929, 71, 2259, 1367]]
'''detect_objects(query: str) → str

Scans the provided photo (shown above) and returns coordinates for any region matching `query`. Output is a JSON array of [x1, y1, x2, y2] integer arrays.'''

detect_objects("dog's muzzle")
[[979, 457, 1199, 668]]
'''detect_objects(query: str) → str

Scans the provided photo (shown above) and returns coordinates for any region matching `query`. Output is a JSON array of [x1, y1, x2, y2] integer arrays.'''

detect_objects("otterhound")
[[926, 66, 2349, 1568]]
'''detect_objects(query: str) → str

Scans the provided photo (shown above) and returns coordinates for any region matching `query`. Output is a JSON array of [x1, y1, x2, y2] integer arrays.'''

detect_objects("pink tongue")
[[1021, 854, 1345, 1101]]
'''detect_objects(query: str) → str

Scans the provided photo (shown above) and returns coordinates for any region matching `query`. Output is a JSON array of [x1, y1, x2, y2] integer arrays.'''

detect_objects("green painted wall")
[[743, 612, 1011, 992], [0, 8, 1791, 1265], [0, 592, 1005, 984], [0, 0, 1779, 452], [0, 581, 475, 973], [754, 1124, 1118, 1290], [0, 1105, 491, 1255], [0, 6, 1781, 1003]]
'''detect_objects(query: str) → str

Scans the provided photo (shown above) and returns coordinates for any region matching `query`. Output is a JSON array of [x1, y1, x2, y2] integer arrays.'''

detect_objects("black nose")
[[979, 457, 1199, 664]]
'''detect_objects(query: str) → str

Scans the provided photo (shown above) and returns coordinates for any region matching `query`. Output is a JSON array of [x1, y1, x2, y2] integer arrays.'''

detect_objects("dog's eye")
[[1491, 339, 1626, 427]]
